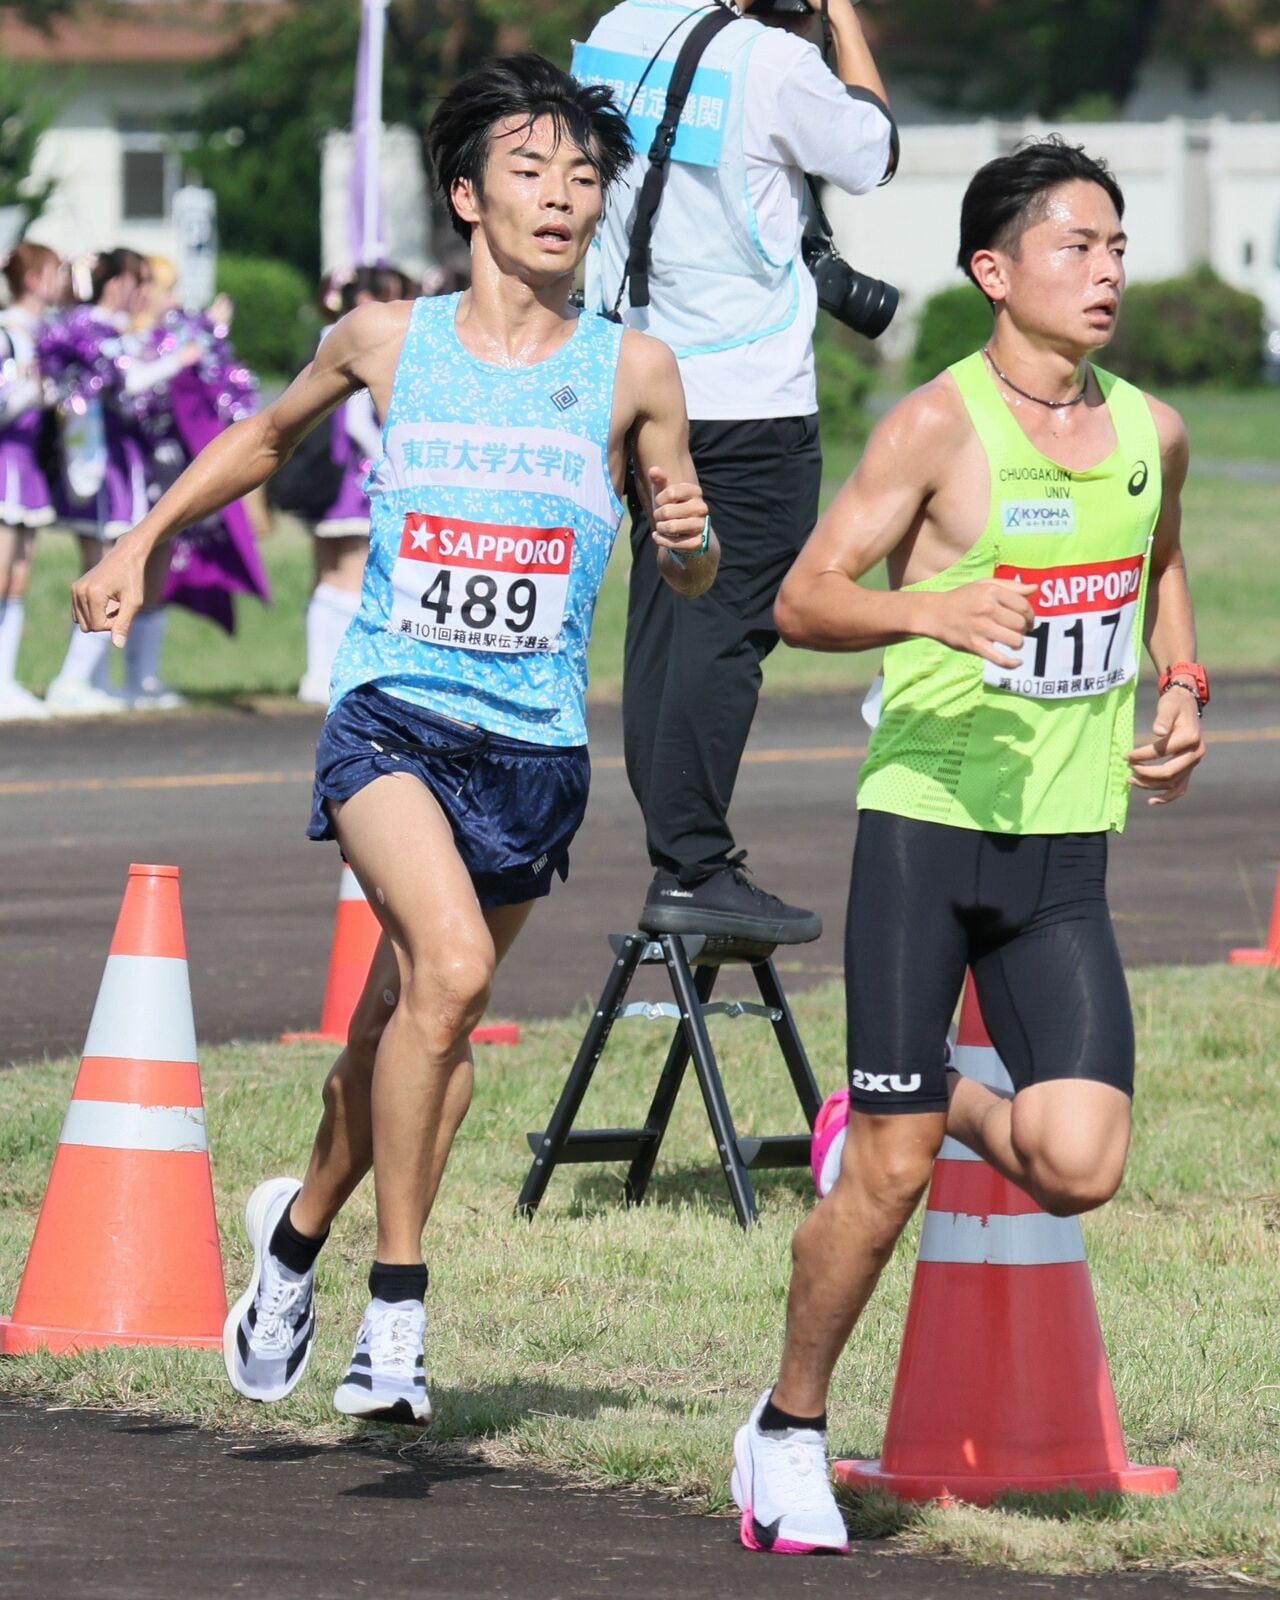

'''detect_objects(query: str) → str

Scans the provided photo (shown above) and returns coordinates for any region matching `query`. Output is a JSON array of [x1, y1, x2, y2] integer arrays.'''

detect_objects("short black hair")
[[90, 247, 149, 303], [427, 53, 634, 243], [958, 136, 1125, 289]]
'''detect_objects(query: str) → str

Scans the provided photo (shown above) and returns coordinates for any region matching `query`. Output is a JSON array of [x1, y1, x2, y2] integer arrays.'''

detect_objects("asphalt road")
[[2, 681, 1278, 1067], [2, 691, 1276, 1598], [0, 1402, 1251, 1600]]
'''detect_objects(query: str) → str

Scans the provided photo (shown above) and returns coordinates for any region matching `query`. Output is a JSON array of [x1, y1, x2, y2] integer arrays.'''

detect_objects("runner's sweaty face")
[[453, 113, 604, 286], [990, 179, 1128, 359]]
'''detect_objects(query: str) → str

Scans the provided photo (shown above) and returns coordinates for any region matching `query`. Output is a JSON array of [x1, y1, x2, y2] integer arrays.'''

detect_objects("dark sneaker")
[[333, 1298, 432, 1425], [637, 853, 822, 944], [222, 1177, 317, 1403]]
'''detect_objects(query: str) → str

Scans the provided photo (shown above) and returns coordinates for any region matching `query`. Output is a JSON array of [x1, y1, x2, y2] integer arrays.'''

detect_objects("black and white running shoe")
[[222, 1176, 317, 1403], [333, 1298, 432, 1425]]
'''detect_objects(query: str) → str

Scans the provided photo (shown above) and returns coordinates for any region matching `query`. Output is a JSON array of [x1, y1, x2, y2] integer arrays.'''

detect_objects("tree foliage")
[[186, 0, 601, 279], [0, 0, 77, 28], [866, 0, 1280, 118], [0, 58, 58, 231]]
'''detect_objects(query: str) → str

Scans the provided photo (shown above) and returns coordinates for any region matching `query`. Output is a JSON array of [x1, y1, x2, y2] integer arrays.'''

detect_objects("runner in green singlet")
[[729, 136, 1207, 1556]]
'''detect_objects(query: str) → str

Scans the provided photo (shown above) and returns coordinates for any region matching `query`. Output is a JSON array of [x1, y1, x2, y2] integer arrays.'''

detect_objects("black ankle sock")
[[368, 1261, 429, 1304], [269, 1200, 328, 1275], [759, 1393, 827, 1435]]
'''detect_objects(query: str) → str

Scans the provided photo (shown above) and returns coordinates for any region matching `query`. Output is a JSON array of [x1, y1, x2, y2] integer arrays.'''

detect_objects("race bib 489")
[[390, 512, 573, 653], [984, 554, 1144, 700]]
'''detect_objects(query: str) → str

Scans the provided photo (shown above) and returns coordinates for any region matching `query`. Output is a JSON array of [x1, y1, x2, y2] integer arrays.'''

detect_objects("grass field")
[[15, 387, 1280, 703], [1, 967, 1276, 1580]]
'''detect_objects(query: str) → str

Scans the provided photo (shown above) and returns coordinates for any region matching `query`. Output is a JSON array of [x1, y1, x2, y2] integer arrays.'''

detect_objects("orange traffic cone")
[[0, 864, 227, 1353], [834, 975, 1177, 1505], [1229, 868, 1280, 966], [282, 864, 381, 1044], [283, 863, 521, 1047]]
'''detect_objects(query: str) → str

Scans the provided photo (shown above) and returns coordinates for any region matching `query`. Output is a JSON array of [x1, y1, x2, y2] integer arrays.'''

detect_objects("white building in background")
[[2, 0, 286, 267]]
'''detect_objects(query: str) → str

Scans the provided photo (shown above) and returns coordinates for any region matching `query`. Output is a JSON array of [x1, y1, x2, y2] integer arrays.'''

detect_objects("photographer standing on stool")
[[576, 0, 897, 943]]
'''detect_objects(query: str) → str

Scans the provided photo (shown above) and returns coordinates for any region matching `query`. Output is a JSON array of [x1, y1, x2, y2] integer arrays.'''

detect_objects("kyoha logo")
[[1001, 500, 1076, 533], [550, 384, 579, 412], [1128, 461, 1149, 495]]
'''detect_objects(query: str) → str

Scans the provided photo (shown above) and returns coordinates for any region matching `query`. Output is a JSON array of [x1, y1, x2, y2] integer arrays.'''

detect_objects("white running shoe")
[[731, 1389, 849, 1555], [130, 678, 187, 711], [222, 1177, 317, 1403], [44, 678, 127, 717], [296, 673, 330, 707], [0, 683, 51, 721], [333, 1297, 432, 1425]]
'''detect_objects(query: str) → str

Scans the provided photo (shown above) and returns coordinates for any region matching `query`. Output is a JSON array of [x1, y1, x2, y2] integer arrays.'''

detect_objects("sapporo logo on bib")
[[390, 512, 573, 653], [984, 554, 1144, 700]]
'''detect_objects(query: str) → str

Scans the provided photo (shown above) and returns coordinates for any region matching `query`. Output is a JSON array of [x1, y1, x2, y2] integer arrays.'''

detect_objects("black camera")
[[802, 231, 898, 340]]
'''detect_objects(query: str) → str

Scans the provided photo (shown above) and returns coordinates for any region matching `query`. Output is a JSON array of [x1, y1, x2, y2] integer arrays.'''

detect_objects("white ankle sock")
[[55, 623, 112, 687], [0, 597, 24, 689], [124, 606, 167, 698], [306, 583, 360, 693]]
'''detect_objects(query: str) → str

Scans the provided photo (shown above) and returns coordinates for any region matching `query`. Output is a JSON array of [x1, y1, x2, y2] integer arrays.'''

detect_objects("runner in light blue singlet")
[[332, 293, 625, 744]]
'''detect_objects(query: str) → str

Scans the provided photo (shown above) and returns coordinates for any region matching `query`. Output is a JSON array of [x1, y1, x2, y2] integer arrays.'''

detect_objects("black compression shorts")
[[846, 811, 1134, 1114]]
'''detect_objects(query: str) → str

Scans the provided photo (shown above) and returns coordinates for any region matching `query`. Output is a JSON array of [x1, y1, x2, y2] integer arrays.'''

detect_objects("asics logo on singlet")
[[1128, 461, 1149, 495], [852, 1069, 922, 1094]]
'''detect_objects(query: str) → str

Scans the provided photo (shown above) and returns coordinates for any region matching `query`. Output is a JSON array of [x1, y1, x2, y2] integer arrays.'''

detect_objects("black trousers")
[[623, 414, 823, 879]]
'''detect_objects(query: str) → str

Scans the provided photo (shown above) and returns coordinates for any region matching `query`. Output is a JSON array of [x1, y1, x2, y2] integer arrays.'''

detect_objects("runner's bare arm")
[[620, 330, 719, 599], [1127, 399, 1204, 804], [70, 303, 399, 642], [775, 380, 1037, 663]]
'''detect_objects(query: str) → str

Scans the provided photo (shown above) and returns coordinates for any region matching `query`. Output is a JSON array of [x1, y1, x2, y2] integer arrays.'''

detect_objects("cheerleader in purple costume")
[[0, 241, 64, 721], [40, 248, 201, 715], [120, 258, 264, 708]]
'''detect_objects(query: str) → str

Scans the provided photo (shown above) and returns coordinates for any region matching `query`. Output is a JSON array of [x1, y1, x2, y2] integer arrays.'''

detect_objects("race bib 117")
[[389, 512, 573, 654], [984, 554, 1144, 700]]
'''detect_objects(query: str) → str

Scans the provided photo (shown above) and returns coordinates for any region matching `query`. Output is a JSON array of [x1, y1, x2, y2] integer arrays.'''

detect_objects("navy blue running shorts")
[[308, 683, 590, 909], [845, 811, 1134, 1114]]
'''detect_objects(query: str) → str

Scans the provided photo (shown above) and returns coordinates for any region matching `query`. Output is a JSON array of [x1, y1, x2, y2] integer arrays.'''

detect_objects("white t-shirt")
[[588, 2, 893, 420]]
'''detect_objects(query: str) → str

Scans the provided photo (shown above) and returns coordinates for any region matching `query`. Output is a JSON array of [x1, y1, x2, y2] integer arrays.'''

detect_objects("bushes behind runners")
[[910, 268, 1265, 389], [1104, 265, 1264, 388], [216, 254, 320, 380]]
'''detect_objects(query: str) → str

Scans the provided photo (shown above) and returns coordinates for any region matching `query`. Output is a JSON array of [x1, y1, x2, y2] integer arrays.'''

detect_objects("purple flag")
[[348, 0, 388, 269], [162, 366, 271, 633]]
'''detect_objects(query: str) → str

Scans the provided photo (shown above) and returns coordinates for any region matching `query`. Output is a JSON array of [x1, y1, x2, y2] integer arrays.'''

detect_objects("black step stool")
[[517, 930, 824, 1228]]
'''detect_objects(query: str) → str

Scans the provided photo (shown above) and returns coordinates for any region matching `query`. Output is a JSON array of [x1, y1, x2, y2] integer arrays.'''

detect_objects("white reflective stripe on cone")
[[919, 1208, 1085, 1266], [81, 955, 198, 1064], [59, 1100, 208, 1153], [950, 1042, 1014, 1094], [937, 1136, 983, 1162], [339, 866, 366, 902]]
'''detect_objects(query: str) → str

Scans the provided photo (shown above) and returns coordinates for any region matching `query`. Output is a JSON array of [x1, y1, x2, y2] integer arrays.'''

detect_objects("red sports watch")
[[1157, 661, 1210, 712]]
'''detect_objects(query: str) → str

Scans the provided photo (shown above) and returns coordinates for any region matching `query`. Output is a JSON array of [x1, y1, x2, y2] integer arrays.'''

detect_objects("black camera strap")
[[618, 3, 737, 312]]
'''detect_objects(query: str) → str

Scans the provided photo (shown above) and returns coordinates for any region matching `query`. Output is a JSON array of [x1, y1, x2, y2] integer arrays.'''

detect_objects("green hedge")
[[215, 254, 320, 379], [814, 316, 876, 440], [1104, 265, 1263, 388], [909, 283, 992, 385], [910, 267, 1263, 392]]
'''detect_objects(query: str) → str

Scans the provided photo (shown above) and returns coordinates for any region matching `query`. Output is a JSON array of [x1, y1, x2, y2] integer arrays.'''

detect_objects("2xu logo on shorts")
[[851, 1068, 922, 1094]]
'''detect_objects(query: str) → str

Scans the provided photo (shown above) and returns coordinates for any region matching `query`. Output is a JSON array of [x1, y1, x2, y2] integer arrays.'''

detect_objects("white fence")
[[824, 118, 1280, 352]]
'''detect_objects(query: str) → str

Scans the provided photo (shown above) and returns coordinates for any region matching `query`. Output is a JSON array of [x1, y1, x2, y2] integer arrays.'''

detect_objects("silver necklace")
[[983, 346, 1088, 410]]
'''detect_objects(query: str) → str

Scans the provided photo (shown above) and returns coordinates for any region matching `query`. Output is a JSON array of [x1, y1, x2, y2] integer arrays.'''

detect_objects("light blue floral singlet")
[[329, 293, 626, 745]]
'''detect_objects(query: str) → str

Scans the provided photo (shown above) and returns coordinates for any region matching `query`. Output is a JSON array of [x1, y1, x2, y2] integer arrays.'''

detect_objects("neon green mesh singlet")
[[857, 352, 1161, 835]]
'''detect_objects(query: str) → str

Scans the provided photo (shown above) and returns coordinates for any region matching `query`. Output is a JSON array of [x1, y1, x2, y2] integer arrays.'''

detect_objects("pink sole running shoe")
[[810, 1088, 850, 1199], [730, 1389, 849, 1555]]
